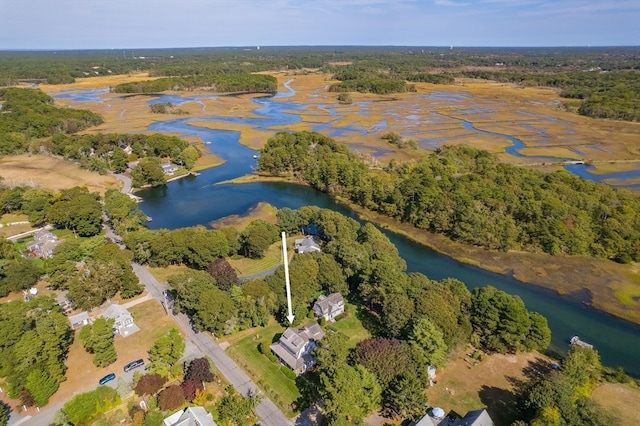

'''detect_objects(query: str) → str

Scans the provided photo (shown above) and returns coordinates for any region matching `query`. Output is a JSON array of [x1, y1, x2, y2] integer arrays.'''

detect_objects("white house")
[[101, 303, 139, 337], [270, 323, 325, 375], [161, 162, 179, 176], [163, 406, 217, 426], [26, 229, 59, 259], [313, 293, 344, 322], [68, 312, 91, 330], [294, 235, 321, 254]]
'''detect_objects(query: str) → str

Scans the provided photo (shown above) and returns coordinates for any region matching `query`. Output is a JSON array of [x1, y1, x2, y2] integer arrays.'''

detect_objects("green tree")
[[407, 317, 448, 368], [239, 219, 279, 259], [320, 364, 381, 425], [384, 372, 427, 421], [0, 257, 43, 297], [25, 368, 58, 407], [148, 328, 185, 376], [131, 157, 166, 188], [179, 145, 200, 170], [79, 317, 117, 367], [110, 147, 129, 173], [215, 385, 259, 426]]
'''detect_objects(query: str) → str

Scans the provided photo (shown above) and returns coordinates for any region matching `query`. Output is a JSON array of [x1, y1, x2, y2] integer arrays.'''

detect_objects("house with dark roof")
[[313, 293, 345, 322], [294, 235, 321, 254], [270, 323, 325, 375], [101, 303, 140, 337], [163, 406, 217, 426]]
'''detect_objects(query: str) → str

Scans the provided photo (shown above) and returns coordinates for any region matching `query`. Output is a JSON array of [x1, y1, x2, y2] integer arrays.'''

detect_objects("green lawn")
[[225, 321, 301, 416], [225, 307, 372, 416], [326, 304, 372, 348]]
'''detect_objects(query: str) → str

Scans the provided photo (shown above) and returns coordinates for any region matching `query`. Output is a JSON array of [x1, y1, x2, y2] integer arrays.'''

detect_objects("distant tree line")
[[258, 131, 640, 263], [459, 69, 640, 121], [112, 73, 277, 94], [2, 46, 638, 86]]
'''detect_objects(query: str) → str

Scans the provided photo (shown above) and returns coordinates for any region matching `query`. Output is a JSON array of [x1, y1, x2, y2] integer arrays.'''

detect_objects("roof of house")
[[411, 414, 436, 426], [294, 235, 321, 253], [301, 323, 325, 341], [314, 293, 344, 315], [164, 406, 217, 426], [270, 341, 306, 371], [454, 409, 494, 426], [279, 327, 309, 355], [102, 303, 132, 321]]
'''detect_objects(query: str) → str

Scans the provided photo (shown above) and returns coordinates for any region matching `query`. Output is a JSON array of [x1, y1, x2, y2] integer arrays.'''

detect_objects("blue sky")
[[1, 0, 638, 49]]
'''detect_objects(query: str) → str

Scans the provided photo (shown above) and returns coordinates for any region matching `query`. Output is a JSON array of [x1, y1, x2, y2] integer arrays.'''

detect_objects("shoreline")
[[225, 172, 640, 327]]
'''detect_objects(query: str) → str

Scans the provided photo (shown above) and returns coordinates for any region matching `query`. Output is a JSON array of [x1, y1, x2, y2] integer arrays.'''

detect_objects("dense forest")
[[0, 87, 103, 154], [112, 73, 277, 94], [2, 46, 638, 120], [258, 131, 640, 263]]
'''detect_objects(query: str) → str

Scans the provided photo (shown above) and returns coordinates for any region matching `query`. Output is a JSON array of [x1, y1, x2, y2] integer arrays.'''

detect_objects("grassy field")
[[0, 155, 120, 194], [425, 349, 554, 426], [592, 382, 640, 426], [223, 321, 301, 417]]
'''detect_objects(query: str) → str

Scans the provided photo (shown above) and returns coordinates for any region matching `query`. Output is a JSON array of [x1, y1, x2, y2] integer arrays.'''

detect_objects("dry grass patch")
[[211, 202, 278, 230], [0, 155, 120, 194], [425, 350, 552, 426], [592, 382, 640, 426], [146, 264, 191, 283]]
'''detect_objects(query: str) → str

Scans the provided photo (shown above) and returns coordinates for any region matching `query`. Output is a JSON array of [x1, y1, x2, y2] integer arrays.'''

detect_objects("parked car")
[[124, 359, 145, 372], [99, 373, 116, 385]]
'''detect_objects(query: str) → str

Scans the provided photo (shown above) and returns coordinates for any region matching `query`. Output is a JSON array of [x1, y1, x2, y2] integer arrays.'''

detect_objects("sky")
[[1, 0, 639, 50]]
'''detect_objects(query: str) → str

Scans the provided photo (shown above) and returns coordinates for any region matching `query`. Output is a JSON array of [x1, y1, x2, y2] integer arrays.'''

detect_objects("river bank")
[[228, 172, 640, 326]]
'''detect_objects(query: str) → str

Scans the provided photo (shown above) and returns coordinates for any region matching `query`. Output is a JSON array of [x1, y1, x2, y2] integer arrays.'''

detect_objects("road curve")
[[131, 263, 293, 426]]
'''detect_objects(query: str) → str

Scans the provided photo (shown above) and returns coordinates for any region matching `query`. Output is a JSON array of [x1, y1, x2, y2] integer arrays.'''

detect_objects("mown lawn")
[[225, 321, 300, 416], [224, 308, 372, 416]]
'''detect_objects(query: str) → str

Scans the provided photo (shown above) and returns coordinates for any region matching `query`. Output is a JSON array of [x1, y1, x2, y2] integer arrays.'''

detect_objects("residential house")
[[450, 409, 494, 426], [411, 408, 495, 426], [101, 303, 140, 337], [313, 293, 345, 322], [294, 235, 321, 254], [161, 162, 179, 176], [163, 406, 217, 426], [270, 323, 325, 375], [68, 312, 91, 330], [26, 229, 58, 259]]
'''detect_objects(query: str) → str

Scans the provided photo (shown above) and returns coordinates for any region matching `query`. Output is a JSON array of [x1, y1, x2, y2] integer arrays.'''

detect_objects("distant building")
[[101, 303, 139, 337], [26, 229, 58, 259], [161, 162, 179, 176], [294, 235, 321, 254], [313, 293, 344, 322], [163, 406, 217, 426], [270, 323, 325, 375]]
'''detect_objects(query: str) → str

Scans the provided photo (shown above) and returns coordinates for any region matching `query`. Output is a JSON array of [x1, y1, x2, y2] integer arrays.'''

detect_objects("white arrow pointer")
[[282, 231, 295, 324]]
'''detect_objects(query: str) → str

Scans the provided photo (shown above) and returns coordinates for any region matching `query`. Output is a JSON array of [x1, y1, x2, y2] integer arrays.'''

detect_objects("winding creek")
[[53, 84, 640, 377]]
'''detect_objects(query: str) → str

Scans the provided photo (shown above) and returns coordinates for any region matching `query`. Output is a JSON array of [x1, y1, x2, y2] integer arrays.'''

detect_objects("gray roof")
[[294, 235, 321, 253], [102, 303, 131, 321], [454, 409, 494, 426], [314, 293, 344, 316]]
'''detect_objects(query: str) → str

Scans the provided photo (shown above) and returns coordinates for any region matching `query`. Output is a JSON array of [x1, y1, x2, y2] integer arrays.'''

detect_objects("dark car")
[[124, 359, 145, 372], [98, 373, 116, 385]]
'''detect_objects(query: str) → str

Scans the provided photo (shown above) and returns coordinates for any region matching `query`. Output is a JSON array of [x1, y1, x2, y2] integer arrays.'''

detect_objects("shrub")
[[258, 341, 268, 355], [334, 313, 345, 322], [268, 354, 278, 363], [319, 317, 327, 326], [280, 366, 296, 380]]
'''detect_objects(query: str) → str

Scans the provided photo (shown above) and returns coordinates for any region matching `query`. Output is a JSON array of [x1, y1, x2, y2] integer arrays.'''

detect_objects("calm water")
[[53, 86, 640, 376]]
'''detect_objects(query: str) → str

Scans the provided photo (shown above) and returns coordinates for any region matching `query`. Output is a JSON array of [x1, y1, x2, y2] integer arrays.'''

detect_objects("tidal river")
[[53, 85, 640, 376]]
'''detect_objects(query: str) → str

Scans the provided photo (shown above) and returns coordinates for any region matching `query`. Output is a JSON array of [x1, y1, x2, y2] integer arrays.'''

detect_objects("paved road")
[[131, 263, 293, 426]]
